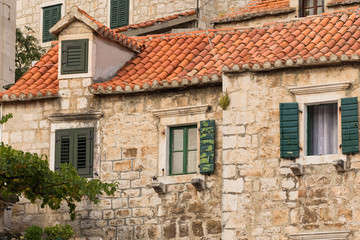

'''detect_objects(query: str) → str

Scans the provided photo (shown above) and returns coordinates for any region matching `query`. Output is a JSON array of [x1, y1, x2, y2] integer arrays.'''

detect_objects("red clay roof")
[[212, 0, 295, 23], [115, 10, 197, 33], [0, 44, 59, 101], [3, 7, 360, 100], [90, 7, 360, 94]]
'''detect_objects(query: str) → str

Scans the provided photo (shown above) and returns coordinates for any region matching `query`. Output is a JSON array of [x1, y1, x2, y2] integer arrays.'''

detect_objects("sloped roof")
[[50, 6, 143, 52], [212, 0, 295, 24], [3, 7, 360, 101], [115, 10, 197, 33]]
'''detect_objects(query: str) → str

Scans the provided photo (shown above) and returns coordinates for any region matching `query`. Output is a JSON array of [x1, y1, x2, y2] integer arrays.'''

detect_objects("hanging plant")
[[219, 91, 230, 110]]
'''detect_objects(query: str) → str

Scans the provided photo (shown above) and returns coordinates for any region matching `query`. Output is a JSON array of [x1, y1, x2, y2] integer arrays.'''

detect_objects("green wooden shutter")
[[55, 130, 73, 171], [280, 103, 299, 159], [61, 39, 89, 74], [74, 128, 93, 178], [199, 120, 215, 174], [43, 4, 61, 42], [341, 97, 359, 154], [110, 0, 129, 28]]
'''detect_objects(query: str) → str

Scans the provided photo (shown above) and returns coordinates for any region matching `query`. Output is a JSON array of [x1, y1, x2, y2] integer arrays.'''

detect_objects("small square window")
[[300, 0, 323, 17], [169, 125, 198, 175], [61, 39, 89, 75], [55, 128, 93, 177], [307, 103, 338, 155]]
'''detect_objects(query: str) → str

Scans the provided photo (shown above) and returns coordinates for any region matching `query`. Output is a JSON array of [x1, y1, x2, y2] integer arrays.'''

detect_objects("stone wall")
[[222, 65, 360, 239], [0, 0, 15, 90], [3, 80, 223, 239]]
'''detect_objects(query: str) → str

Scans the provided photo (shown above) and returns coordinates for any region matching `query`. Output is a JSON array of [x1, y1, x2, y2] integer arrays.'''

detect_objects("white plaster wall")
[[0, 0, 15, 90]]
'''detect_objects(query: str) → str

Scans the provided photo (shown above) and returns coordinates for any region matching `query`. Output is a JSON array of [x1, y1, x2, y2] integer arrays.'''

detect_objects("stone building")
[[3, 0, 360, 239], [0, 0, 15, 90]]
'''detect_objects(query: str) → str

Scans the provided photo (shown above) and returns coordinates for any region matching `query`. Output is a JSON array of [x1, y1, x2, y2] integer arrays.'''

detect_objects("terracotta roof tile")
[[5, 7, 360, 100], [212, 0, 295, 24], [115, 10, 197, 33]]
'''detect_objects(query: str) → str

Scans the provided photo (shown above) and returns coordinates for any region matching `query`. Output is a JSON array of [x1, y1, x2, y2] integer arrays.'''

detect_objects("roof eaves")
[[212, 7, 296, 24], [0, 92, 59, 102]]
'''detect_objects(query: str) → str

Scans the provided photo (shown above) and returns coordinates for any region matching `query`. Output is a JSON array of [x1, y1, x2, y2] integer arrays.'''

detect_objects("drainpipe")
[[196, 0, 199, 28]]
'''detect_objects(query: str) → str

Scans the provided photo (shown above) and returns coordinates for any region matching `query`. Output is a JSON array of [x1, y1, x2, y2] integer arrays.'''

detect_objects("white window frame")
[[288, 82, 351, 165], [40, 0, 65, 47]]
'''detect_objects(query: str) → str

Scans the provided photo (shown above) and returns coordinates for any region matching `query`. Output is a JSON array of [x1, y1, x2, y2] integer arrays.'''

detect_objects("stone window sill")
[[157, 173, 204, 185], [296, 153, 346, 165]]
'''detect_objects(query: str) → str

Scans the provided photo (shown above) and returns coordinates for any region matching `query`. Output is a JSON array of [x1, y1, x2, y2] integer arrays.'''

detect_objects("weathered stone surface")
[[163, 222, 176, 239], [192, 221, 204, 237], [206, 220, 221, 234]]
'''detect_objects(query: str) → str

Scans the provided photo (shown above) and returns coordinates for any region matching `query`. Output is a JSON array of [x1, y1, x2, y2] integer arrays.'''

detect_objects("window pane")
[[187, 150, 197, 173], [173, 129, 183, 151], [172, 152, 183, 174], [308, 103, 338, 155], [188, 128, 197, 150], [305, 0, 313, 7], [317, 7, 323, 14]]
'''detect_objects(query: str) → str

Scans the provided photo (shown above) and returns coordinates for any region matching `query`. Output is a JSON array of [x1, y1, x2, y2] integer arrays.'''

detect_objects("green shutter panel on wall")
[[280, 103, 299, 159], [199, 120, 215, 174], [341, 97, 359, 154], [43, 4, 61, 42], [74, 128, 93, 178], [55, 130, 73, 171], [61, 39, 89, 74], [110, 0, 129, 28]]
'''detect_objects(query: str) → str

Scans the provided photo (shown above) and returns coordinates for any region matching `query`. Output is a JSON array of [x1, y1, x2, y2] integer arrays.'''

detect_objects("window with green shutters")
[[280, 103, 300, 159], [61, 39, 89, 75], [341, 97, 359, 154], [110, 0, 129, 28], [55, 128, 93, 178], [43, 4, 61, 42]]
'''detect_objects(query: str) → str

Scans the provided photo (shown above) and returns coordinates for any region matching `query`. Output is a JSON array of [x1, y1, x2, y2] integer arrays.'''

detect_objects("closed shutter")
[[55, 130, 73, 171], [74, 128, 93, 177], [280, 103, 300, 159], [55, 128, 93, 177], [61, 39, 89, 74], [199, 120, 215, 174], [43, 4, 61, 42], [341, 97, 359, 154], [110, 0, 129, 28]]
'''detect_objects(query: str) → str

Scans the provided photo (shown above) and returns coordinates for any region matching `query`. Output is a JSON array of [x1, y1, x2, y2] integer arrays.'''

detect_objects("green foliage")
[[0, 113, 13, 125], [16, 26, 46, 81], [0, 142, 118, 220], [219, 91, 230, 110], [24, 225, 43, 240], [44, 224, 74, 240]]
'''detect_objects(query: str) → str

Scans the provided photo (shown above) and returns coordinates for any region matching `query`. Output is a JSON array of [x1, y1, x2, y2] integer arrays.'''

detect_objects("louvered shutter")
[[199, 120, 215, 174], [110, 0, 129, 28], [74, 128, 93, 177], [42, 4, 61, 42], [341, 97, 359, 154], [55, 130, 73, 171], [61, 39, 89, 74], [280, 103, 300, 159]]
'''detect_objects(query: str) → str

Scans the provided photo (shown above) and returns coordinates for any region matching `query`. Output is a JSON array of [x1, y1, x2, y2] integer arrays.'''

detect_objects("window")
[[61, 39, 89, 75], [110, 0, 129, 28], [169, 125, 198, 175], [43, 4, 61, 42], [307, 103, 338, 155], [55, 128, 93, 178], [300, 0, 323, 17]]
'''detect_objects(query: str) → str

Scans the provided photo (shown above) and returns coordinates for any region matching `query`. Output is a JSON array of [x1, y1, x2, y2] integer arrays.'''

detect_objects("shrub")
[[24, 225, 43, 240], [44, 224, 74, 240]]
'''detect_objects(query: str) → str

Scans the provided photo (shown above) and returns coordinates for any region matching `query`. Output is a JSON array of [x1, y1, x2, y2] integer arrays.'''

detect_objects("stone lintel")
[[152, 105, 210, 118], [288, 82, 352, 95], [48, 112, 103, 122], [289, 231, 351, 240]]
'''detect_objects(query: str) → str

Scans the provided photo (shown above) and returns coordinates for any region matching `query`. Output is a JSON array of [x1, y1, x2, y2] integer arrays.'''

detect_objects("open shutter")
[[341, 97, 359, 154], [74, 128, 93, 177], [199, 120, 215, 174], [280, 103, 299, 159], [110, 0, 129, 28], [42, 4, 61, 42], [55, 130, 73, 171], [61, 39, 89, 74]]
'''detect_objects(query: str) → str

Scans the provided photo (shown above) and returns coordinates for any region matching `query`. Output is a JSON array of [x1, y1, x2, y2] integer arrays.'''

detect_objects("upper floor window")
[[300, 0, 324, 17], [110, 0, 129, 28], [43, 4, 61, 42], [61, 39, 89, 75]]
